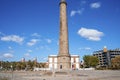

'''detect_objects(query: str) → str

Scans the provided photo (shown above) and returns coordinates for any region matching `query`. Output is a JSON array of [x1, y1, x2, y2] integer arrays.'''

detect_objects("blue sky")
[[0, 0, 120, 62]]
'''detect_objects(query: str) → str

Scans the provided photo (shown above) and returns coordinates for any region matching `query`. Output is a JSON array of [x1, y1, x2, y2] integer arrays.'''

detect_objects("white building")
[[48, 55, 80, 70], [21, 57, 25, 62]]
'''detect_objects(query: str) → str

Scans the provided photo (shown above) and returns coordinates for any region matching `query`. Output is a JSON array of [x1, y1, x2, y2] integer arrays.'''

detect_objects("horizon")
[[0, 0, 120, 62]]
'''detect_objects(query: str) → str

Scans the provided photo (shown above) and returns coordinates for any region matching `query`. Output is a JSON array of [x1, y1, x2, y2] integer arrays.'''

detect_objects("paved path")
[[0, 70, 120, 80]]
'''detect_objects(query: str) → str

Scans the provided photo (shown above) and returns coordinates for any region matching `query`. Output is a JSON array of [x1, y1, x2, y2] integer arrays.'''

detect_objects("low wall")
[[33, 68, 50, 71]]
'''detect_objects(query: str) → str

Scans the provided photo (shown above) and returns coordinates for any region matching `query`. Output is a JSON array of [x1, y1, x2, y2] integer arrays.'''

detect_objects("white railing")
[[79, 68, 95, 70], [33, 68, 50, 71]]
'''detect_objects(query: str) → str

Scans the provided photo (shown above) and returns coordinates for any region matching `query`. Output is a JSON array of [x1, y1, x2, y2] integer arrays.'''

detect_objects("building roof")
[[48, 55, 79, 57]]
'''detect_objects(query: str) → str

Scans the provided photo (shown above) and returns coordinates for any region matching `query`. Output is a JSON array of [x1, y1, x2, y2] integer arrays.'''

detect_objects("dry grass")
[[0, 77, 9, 80], [88, 78, 99, 80], [55, 71, 68, 75], [43, 71, 53, 76]]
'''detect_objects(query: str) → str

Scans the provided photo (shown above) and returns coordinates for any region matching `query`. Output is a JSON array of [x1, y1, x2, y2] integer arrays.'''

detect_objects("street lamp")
[[0, 66, 2, 71], [11, 65, 14, 80], [0, 60, 2, 71]]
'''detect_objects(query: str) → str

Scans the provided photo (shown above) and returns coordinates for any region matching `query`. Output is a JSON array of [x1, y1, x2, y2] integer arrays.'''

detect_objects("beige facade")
[[48, 55, 80, 70], [71, 55, 80, 70], [48, 55, 58, 70]]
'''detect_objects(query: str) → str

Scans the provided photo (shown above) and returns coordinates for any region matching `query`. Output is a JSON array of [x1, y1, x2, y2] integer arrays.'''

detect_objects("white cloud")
[[90, 2, 101, 9], [0, 32, 5, 36], [81, 1, 86, 4], [36, 46, 44, 50], [31, 33, 40, 37], [39, 57, 48, 62], [70, 9, 84, 17], [24, 53, 30, 57], [46, 39, 52, 44], [27, 39, 39, 46], [43, 57, 47, 61], [8, 46, 12, 49], [3, 53, 13, 58], [79, 47, 91, 50], [85, 47, 91, 50], [1, 35, 24, 44], [78, 27, 104, 41], [70, 11, 76, 17], [28, 50, 32, 53], [44, 46, 51, 51], [0, 32, 1, 34]]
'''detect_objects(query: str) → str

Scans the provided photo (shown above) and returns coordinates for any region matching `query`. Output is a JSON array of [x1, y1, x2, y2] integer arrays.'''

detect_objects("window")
[[60, 65, 62, 69], [49, 58, 52, 63]]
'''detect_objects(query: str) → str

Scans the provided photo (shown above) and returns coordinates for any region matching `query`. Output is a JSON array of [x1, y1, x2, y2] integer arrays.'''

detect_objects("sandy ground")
[[0, 70, 120, 80]]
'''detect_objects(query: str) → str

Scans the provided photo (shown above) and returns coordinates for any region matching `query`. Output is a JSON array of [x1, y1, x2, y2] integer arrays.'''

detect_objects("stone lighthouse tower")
[[57, 0, 71, 70]]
